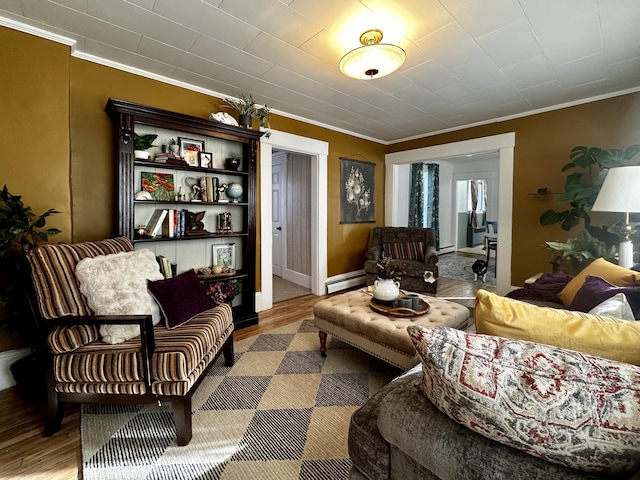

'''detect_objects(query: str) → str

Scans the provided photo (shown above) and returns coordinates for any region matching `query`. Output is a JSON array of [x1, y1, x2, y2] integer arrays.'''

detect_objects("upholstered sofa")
[[350, 260, 640, 479], [364, 227, 438, 294], [349, 364, 640, 480]]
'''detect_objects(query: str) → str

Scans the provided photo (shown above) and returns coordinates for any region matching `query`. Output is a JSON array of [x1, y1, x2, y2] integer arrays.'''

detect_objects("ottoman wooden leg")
[[319, 331, 327, 357]]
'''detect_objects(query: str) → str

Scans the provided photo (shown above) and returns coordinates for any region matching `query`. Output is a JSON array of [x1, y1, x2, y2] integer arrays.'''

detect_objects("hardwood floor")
[[0, 272, 493, 479]]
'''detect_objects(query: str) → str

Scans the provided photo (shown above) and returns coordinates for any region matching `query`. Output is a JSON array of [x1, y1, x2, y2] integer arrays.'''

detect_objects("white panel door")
[[272, 154, 284, 277]]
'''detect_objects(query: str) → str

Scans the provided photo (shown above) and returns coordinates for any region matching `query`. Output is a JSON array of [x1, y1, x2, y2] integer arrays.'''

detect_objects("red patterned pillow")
[[407, 325, 640, 474]]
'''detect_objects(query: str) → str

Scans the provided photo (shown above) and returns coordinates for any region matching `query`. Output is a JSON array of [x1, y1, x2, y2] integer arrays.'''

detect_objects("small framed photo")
[[199, 151, 213, 168], [212, 243, 235, 269], [178, 137, 205, 167]]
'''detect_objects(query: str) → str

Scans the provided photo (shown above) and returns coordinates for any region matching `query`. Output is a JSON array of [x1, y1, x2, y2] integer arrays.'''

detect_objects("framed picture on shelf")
[[212, 243, 235, 269], [198, 151, 213, 168], [178, 137, 205, 167], [141, 171, 175, 201]]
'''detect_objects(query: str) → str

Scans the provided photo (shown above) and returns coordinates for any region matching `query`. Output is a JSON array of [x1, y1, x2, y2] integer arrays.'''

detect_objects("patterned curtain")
[[408, 162, 424, 227], [426, 164, 440, 250], [470, 180, 478, 228]]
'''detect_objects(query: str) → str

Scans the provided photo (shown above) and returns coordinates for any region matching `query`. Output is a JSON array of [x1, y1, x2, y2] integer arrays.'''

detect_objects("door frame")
[[258, 130, 328, 311], [385, 132, 515, 294]]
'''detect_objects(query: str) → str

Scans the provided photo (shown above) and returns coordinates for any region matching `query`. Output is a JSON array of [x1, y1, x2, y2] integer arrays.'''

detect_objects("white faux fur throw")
[[75, 249, 164, 344]]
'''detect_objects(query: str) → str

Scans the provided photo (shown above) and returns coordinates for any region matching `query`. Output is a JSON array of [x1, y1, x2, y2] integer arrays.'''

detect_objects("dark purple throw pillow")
[[569, 275, 640, 317], [147, 269, 217, 329]]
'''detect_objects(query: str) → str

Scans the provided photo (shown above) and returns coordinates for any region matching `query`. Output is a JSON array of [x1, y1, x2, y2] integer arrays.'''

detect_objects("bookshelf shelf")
[[106, 98, 263, 329]]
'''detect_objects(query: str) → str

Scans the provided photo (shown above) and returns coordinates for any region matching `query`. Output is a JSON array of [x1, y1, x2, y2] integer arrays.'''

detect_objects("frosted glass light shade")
[[339, 29, 406, 80], [339, 44, 406, 79]]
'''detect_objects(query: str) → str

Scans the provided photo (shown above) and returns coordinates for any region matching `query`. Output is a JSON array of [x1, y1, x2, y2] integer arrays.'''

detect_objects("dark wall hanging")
[[340, 157, 375, 223]]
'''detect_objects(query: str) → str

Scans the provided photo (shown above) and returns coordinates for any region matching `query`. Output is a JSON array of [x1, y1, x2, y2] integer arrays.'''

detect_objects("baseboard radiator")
[[325, 270, 366, 294]]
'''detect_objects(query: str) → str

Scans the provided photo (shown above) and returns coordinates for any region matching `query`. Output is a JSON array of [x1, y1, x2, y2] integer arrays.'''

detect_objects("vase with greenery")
[[222, 93, 271, 137], [0, 185, 60, 337]]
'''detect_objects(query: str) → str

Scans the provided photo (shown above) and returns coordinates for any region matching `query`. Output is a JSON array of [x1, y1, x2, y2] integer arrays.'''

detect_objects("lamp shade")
[[339, 29, 406, 80], [591, 166, 640, 213]]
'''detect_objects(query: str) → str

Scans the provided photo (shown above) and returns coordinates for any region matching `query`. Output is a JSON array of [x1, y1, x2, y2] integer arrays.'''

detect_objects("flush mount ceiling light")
[[339, 29, 406, 80]]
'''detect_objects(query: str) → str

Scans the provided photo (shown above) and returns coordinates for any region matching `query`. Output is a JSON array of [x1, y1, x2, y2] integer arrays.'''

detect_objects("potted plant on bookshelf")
[[134, 133, 158, 161], [0, 185, 60, 401], [222, 93, 271, 137]]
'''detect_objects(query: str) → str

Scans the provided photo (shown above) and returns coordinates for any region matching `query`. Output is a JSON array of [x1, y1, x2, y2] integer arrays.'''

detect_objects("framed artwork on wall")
[[340, 157, 375, 223]]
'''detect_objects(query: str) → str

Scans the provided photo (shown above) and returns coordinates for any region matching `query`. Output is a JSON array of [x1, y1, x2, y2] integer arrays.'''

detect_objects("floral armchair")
[[16, 237, 234, 446], [364, 227, 438, 294]]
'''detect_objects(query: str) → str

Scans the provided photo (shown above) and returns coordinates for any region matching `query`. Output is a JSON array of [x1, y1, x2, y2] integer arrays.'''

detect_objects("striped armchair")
[[16, 237, 234, 446]]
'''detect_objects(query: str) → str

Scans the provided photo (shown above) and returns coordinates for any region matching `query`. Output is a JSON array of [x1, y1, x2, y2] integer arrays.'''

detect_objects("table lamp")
[[591, 166, 640, 268]]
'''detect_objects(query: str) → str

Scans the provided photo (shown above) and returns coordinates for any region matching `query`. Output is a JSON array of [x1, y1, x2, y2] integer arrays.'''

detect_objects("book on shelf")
[[155, 255, 175, 279], [199, 177, 207, 202], [206, 177, 214, 202], [153, 153, 183, 163], [162, 209, 175, 238], [143, 209, 168, 237]]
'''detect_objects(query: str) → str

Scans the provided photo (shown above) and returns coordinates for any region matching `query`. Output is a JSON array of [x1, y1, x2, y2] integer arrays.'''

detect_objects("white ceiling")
[[2, 0, 639, 143]]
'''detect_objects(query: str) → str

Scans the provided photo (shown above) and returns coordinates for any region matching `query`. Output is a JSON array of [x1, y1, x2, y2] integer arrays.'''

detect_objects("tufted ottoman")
[[313, 290, 470, 370]]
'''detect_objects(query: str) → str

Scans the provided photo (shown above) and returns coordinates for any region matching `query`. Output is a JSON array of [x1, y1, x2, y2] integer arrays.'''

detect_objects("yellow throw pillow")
[[558, 258, 640, 307], [475, 289, 640, 365]]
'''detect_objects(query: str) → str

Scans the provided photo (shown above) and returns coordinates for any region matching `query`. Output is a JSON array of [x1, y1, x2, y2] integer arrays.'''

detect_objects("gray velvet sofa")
[[364, 227, 438, 294], [348, 365, 640, 480]]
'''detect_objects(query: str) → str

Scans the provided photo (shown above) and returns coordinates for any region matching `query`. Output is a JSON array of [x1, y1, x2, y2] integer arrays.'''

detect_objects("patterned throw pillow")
[[382, 241, 424, 261], [407, 325, 640, 474]]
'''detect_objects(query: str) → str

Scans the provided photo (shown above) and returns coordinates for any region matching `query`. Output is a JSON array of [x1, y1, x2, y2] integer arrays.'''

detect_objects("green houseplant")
[[134, 133, 158, 160], [540, 144, 640, 233], [223, 93, 271, 137], [0, 185, 60, 336], [539, 144, 640, 269]]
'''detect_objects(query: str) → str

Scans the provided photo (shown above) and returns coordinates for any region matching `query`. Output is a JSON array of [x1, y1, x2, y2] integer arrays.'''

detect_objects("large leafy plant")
[[546, 229, 616, 263], [540, 144, 640, 232], [0, 185, 60, 336]]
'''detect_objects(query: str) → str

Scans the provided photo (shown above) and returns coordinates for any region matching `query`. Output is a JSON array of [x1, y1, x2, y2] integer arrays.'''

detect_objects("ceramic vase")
[[225, 157, 241, 170], [373, 278, 400, 302]]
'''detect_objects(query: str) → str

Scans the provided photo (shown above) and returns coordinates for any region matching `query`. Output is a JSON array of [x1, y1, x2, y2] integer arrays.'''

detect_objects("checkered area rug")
[[81, 319, 401, 480]]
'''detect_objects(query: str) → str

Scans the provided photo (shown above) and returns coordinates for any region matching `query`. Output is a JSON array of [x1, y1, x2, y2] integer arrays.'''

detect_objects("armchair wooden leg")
[[172, 396, 192, 446], [223, 336, 234, 367], [43, 373, 64, 437]]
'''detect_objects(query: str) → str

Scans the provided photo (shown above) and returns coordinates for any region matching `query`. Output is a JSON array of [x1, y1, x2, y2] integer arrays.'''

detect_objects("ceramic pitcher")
[[373, 278, 400, 301]]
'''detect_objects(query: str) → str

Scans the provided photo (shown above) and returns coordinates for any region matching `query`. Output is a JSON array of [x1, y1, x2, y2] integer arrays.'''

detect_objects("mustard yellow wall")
[[0, 27, 73, 351], [4, 24, 639, 351], [69, 60, 387, 279], [388, 93, 640, 285]]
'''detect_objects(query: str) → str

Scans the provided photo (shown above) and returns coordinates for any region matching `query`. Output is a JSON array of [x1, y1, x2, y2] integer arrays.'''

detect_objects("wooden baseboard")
[[0, 347, 30, 391]]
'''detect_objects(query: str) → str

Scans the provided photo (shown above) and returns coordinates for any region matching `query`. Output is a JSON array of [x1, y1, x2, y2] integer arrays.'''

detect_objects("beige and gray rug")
[[81, 319, 401, 480]]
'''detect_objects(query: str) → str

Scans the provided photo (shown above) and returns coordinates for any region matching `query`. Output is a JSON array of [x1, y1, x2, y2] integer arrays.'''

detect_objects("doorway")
[[271, 150, 312, 303], [385, 132, 515, 294], [259, 130, 329, 311]]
